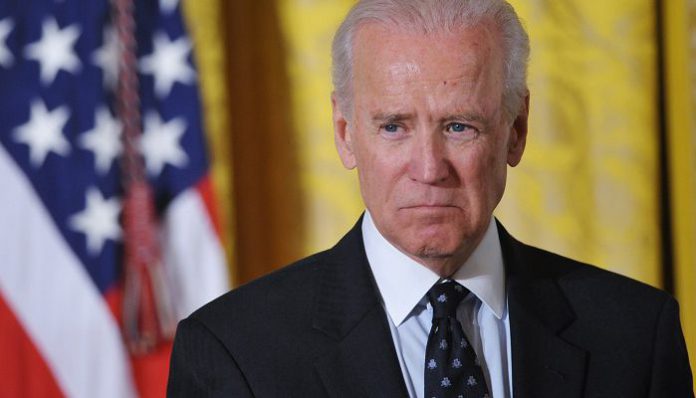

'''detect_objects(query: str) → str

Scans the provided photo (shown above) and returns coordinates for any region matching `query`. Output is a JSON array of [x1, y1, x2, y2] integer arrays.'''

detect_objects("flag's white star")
[[79, 107, 122, 174], [0, 18, 14, 68], [139, 32, 195, 98], [69, 187, 121, 256], [160, 0, 180, 13], [13, 100, 71, 167], [24, 18, 81, 85], [92, 26, 119, 89], [140, 111, 188, 176]]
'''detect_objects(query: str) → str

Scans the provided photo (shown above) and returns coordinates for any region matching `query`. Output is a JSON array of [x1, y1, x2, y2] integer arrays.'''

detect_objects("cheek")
[[355, 146, 394, 206], [482, 139, 510, 202], [355, 138, 408, 192], [459, 139, 508, 199]]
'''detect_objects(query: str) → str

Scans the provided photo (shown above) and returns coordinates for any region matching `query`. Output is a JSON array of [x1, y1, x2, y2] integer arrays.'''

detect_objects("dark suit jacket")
[[167, 220, 693, 397]]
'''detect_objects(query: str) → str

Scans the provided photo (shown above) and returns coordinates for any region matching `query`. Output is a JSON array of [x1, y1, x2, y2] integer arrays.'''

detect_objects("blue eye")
[[448, 123, 468, 133], [383, 123, 399, 133]]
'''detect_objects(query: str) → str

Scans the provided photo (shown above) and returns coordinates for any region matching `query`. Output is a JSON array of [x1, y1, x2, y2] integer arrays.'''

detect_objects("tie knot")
[[427, 280, 468, 319]]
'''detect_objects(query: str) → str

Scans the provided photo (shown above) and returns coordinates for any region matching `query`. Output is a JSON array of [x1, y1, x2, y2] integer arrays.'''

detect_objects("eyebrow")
[[371, 112, 414, 123], [441, 113, 487, 124], [371, 112, 488, 126]]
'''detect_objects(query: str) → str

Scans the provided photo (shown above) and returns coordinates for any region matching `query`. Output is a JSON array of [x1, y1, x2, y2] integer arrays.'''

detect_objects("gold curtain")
[[277, 0, 362, 255], [663, 0, 696, 381], [498, 1, 662, 286], [218, 1, 307, 283]]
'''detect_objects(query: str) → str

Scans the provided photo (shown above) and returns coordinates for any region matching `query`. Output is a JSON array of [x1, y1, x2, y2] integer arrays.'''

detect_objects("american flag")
[[0, 0, 229, 396]]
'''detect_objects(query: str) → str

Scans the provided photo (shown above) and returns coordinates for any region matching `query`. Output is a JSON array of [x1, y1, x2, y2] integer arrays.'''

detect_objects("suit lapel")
[[498, 222, 588, 398], [311, 219, 409, 398]]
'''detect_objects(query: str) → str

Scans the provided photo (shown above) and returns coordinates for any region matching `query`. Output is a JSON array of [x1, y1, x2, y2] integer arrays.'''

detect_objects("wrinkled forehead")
[[351, 21, 505, 92]]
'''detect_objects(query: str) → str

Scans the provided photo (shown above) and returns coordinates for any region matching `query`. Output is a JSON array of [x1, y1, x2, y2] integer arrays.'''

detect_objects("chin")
[[405, 231, 463, 259], [415, 246, 456, 259], [407, 221, 479, 256]]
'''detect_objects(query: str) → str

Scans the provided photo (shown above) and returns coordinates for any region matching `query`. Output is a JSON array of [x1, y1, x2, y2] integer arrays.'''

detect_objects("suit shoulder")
[[521, 243, 673, 306], [187, 249, 329, 331], [499, 223, 668, 302]]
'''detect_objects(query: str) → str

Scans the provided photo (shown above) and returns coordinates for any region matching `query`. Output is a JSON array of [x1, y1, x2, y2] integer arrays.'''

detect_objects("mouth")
[[400, 204, 459, 210]]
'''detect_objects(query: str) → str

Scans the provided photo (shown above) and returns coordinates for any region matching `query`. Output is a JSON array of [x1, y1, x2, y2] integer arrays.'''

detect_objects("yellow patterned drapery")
[[277, 0, 362, 255], [498, 1, 662, 286]]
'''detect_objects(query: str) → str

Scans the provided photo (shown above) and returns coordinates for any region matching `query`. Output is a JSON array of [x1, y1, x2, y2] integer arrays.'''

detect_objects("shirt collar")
[[362, 211, 506, 326]]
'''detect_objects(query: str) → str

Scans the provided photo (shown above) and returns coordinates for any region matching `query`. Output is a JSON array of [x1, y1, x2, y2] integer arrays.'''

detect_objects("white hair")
[[331, 0, 530, 121]]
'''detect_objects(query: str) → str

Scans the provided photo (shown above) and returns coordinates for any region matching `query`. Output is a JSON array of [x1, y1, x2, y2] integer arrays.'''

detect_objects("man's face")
[[333, 21, 528, 274]]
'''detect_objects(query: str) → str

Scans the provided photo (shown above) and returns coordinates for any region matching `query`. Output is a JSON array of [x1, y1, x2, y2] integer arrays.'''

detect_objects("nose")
[[408, 133, 451, 184]]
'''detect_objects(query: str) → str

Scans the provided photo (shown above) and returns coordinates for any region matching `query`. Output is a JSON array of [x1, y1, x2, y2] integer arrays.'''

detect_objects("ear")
[[507, 92, 529, 167], [332, 92, 357, 169]]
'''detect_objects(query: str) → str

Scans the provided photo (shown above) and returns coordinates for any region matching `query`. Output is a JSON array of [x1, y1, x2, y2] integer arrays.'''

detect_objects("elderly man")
[[167, 0, 693, 397]]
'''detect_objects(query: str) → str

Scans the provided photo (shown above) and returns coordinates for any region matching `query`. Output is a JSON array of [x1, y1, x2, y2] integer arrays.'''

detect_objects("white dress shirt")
[[362, 211, 513, 398]]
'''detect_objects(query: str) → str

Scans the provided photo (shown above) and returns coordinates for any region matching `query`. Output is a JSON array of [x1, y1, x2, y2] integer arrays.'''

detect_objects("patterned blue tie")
[[424, 280, 490, 398]]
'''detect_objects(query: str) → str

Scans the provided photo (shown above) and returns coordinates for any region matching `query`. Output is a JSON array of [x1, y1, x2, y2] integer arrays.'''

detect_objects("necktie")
[[424, 280, 490, 398]]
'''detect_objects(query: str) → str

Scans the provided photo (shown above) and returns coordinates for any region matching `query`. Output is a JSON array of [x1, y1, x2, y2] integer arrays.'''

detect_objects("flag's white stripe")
[[162, 186, 229, 319], [0, 146, 137, 398]]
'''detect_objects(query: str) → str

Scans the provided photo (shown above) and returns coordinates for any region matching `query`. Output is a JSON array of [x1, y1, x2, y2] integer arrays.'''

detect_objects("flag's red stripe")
[[0, 293, 65, 398], [130, 342, 173, 398], [195, 175, 223, 239], [104, 283, 124, 326], [104, 280, 172, 398]]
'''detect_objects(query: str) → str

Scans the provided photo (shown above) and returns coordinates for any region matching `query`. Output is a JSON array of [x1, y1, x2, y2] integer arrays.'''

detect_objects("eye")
[[383, 123, 400, 133], [445, 122, 478, 140], [446, 122, 470, 133], [378, 122, 407, 140], [379, 123, 406, 138]]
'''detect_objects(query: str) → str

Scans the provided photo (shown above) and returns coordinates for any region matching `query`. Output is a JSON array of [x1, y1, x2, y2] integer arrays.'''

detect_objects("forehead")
[[349, 22, 506, 121], [352, 21, 504, 93]]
